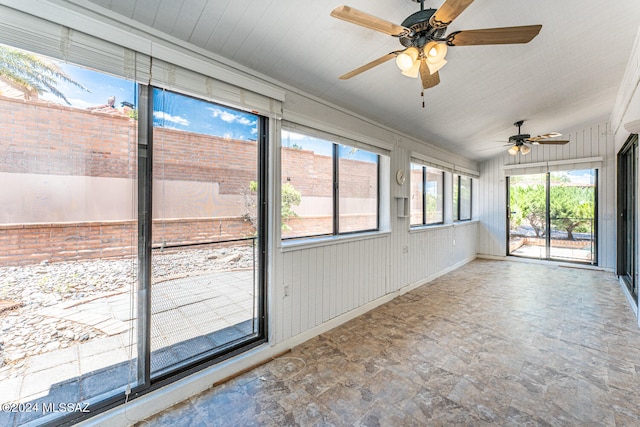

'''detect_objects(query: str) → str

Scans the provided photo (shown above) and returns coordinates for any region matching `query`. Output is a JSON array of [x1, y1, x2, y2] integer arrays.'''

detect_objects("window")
[[410, 163, 444, 226], [281, 129, 380, 239], [453, 174, 472, 221]]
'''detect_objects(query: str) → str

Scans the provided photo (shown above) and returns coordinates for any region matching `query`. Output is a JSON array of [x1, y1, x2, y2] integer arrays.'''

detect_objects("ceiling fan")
[[330, 0, 542, 103], [507, 120, 570, 156]]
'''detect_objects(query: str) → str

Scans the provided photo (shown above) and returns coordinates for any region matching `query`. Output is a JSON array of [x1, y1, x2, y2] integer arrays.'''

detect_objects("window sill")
[[279, 230, 391, 252], [409, 219, 478, 234]]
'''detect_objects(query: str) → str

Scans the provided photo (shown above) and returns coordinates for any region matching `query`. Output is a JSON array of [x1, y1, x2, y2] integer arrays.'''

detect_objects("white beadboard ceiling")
[[86, 0, 640, 162]]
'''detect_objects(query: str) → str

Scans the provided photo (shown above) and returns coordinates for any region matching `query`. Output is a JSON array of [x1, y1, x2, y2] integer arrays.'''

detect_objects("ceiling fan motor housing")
[[399, 9, 447, 48], [509, 134, 530, 144]]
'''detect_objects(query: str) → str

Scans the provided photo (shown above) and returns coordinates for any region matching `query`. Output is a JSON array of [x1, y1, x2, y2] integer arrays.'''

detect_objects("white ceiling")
[[85, 0, 640, 162]]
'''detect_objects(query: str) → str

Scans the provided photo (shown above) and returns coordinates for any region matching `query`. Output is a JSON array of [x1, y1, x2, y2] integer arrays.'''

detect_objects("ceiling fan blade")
[[530, 140, 570, 145], [430, 0, 474, 28], [528, 132, 562, 141], [331, 5, 410, 36], [419, 59, 440, 89], [446, 25, 542, 46], [339, 52, 401, 80]]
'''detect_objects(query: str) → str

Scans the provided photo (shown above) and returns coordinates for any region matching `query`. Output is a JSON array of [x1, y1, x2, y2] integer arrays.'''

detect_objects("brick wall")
[[0, 217, 255, 266], [0, 96, 377, 266]]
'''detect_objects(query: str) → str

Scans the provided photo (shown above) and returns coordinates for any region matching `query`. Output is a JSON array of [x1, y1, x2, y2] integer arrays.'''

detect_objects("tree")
[[242, 181, 301, 233], [0, 45, 89, 105], [510, 184, 546, 238], [550, 185, 594, 240]]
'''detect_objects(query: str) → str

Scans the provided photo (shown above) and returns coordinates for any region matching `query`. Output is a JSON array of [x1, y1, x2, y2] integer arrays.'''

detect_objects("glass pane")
[[508, 174, 547, 258], [281, 131, 333, 239], [549, 169, 596, 263], [410, 164, 424, 226], [459, 176, 472, 220], [453, 175, 459, 221], [338, 145, 378, 233], [151, 89, 260, 375], [425, 167, 444, 224], [0, 44, 138, 425]]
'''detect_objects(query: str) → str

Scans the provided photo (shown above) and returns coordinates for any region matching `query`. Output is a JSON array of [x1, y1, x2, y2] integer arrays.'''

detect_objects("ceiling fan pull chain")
[[421, 90, 425, 108]]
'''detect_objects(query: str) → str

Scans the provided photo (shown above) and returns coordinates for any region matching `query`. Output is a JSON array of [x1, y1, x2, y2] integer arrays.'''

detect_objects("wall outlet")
[[283, 285, 290, 297], [452, 239, 456, 246]]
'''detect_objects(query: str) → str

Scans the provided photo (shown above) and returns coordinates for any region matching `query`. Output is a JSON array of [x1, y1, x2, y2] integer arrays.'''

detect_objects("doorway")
[[617, 134, 638, 301], [508, 169, 597, 264]]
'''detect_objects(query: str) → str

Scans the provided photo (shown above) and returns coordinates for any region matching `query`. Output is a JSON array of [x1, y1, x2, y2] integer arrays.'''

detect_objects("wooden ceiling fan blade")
[[331, 5, 410, 36], [532, 140, 570, 145], [528, 132, 562, 141], [429, 0, 475, 28], [419, 59, 440, 89], [339, 52, 400, 80], [446, 25, 542, 46]]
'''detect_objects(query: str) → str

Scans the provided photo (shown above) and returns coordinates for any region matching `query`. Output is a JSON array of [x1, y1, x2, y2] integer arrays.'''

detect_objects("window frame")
[[410, 163, 445, 227], [280, 129, 381, 241], [454, 174, 473, 222]]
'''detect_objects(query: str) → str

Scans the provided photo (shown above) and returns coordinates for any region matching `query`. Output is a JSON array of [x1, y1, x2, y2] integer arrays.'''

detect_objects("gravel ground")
[[0, 245, 255, 378]]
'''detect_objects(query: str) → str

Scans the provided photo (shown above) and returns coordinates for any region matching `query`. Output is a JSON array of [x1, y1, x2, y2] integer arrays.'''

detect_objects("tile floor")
[[137, 259, 640, 426]]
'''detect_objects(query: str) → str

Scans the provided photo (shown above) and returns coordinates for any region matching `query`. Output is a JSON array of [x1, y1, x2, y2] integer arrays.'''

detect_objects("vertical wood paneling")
[[314, 247, 324, 327], [306, 247, 316, 330], [299, 248, 310, 334], [329, 245, 338, 320], [279, 235, 392, 341], [322, 245, 331, 322], [291, 250, 302, 337]]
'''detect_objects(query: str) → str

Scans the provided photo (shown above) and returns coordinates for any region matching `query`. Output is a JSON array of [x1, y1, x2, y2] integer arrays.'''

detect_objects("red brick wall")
[[0, 218, 255, 266], [0, 97, 378, 266]]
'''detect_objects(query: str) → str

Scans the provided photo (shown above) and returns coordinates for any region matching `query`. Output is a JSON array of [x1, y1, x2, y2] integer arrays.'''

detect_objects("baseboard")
[[477, 253, 613, 272], [618, 276, 639, 320]]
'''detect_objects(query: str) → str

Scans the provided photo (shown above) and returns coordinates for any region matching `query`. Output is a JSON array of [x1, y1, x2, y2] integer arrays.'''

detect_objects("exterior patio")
[[0, 251, 257, 426]]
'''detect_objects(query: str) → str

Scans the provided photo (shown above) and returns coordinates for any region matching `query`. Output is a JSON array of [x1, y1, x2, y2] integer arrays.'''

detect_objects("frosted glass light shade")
[[423, 42, 448, 74], [395, 47, 419, 71], [401, 59, 421, 78]]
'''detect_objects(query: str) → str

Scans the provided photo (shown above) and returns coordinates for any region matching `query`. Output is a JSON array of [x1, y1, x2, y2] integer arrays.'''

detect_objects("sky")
[[37, 54, 258, 141], [282, 130, 378, 163]]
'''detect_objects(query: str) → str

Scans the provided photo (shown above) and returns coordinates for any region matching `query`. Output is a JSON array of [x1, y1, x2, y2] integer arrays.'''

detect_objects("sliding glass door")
[[549, 170, 596, 262], [508, 169, 597, 264], [508, 174, 547, 259], [149, 88, 266, 378], [618, 135, 638, 300]]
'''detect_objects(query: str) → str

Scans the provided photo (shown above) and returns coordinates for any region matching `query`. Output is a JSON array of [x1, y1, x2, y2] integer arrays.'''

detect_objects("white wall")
[[611, 26, 640, 152], [477, 122, 616, 270]]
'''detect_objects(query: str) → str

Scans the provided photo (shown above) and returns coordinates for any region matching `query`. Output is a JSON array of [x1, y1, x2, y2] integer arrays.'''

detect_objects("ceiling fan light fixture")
[[508, 145, 519, 155], [520, 144, 531, 155], [401, 58, 421, 78], [423, 41, 448, 74], [426, 58, 447, 74], [396, 47, 419, 71]]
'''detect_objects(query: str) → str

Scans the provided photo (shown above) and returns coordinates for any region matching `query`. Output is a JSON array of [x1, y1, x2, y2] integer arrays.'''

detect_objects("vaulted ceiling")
[[85, 0, 640, 162]]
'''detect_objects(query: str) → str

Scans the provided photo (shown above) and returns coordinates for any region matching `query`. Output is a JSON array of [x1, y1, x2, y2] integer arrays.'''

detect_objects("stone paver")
[[2, 269, 257, 426]]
